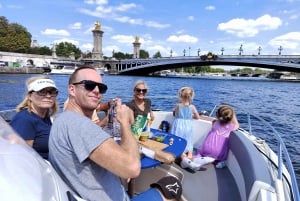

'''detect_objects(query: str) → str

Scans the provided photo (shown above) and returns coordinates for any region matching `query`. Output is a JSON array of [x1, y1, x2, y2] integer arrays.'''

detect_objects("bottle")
[[105, 100, 121, 140], [162, 121, 167, 132], [146, 113, 153, 138]]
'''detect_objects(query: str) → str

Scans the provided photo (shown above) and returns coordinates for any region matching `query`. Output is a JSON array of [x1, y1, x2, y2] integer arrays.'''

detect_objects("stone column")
[[52, 44, 57, 59], [133, 36, 141, 59], [92, 21, 104, 60]]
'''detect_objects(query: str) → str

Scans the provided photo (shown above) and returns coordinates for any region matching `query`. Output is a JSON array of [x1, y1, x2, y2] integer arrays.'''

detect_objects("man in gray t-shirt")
[[49, 111, 126, 200], [49, 66, 141, 201], [49, 66, 182, 201]]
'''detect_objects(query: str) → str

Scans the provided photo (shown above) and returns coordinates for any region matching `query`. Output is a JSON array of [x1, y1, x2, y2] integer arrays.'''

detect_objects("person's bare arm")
[[192, 105, 215, 121], [150, 110, 155, 122], [89, 102, 141, 179], [191, 104, 201, 119], [25, 139, 34, 147]]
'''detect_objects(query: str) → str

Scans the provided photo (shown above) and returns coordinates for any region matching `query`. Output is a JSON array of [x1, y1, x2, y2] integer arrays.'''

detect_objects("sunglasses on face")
[[72, 80, 108, 94], [135, 88, 147, 94], [34, 88, 58, 97]]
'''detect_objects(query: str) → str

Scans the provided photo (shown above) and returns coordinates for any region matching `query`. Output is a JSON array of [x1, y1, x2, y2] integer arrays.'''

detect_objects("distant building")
[[31, 39, 39, 48]]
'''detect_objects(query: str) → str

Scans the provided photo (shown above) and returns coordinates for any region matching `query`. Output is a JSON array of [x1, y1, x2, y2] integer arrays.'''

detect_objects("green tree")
[[153, 51, 162, 58], [113, 51, 133, 60], [28, 46, 52, 55], [0, 16, 32, 53], [55, 42, 82, 59], [139, 49, 149, 58]]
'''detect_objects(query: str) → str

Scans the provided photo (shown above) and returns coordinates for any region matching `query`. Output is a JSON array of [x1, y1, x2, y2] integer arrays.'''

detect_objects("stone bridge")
[[117, 54, 300, 75]]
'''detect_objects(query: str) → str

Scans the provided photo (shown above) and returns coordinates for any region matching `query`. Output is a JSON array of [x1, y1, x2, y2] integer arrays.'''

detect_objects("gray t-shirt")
[[49, 110, 127, 201]]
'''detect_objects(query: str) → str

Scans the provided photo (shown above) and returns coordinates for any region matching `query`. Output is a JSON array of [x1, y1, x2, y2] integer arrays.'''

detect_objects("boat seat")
[[0, 109, 16, 122], [228, 132, 276, 201]]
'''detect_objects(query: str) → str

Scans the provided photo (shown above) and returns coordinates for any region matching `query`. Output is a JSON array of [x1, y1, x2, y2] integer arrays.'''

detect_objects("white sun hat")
[[27, 79, 57, 92]]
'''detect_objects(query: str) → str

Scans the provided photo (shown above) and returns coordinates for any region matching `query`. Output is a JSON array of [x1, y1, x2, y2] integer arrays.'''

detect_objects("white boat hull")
[[0, 108, 298, 201]]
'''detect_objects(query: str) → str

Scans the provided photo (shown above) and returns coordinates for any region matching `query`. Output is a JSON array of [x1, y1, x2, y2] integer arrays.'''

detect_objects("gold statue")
[[95, 21, 101, 30], [134, 36, 139, 43]]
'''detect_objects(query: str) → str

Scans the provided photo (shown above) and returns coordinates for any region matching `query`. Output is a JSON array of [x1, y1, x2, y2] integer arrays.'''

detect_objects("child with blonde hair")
[[170, 87, 203, 170]]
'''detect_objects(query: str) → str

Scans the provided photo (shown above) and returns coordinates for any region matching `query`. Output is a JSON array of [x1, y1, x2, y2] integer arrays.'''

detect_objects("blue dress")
[[171, 105, 193, 152]]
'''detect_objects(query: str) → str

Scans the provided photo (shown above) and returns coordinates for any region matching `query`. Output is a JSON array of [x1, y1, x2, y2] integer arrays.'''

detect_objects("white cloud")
[[79, 2, 169, 29], [84, 0, 107, 5], [166, 35, 198, 43], [188, 16, 194, 21], [41, 29, 70, 36], [53, 38, 79, 46], [147, 45, 168, 54], [269, 32, 300, 49], [218, 14, 282, 38], [111, 35, 137, 43], [205, 5, 215, 11], [145, 21, 170, 28], [116, 3, 136, 11], [81, 43, 93, 51], [69, 22, 82, 30], [290, 14, 298, 20], [103, 45, 120, 55]]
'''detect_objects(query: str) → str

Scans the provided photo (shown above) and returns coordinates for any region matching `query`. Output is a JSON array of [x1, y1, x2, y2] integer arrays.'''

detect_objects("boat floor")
[[174, 162, 241, 201]]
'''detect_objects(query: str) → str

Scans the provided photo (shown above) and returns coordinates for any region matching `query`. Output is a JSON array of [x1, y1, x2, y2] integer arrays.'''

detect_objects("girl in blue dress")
[[170, 87, 202, 169]]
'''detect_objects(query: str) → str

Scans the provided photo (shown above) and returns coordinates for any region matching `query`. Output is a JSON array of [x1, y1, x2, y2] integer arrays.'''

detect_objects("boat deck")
[[134, 161, 241, 201], [174, 163, 241, 201]]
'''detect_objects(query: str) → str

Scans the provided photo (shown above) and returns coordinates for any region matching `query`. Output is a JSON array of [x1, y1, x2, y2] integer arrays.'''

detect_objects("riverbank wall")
[[0, 66, 46, 74]]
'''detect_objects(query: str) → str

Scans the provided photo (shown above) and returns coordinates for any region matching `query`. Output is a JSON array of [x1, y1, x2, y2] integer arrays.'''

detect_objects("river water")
[[0, 73, 299, 185]]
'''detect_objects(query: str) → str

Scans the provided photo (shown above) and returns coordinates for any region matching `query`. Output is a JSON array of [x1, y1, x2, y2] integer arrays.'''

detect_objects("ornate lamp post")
[[221, 47, 224, 55], [183, 49, 186, 56], [257, 46, 262, 55], [197, 48, 201, 56], [170, 49, 173, 57], [278, 46, 283, 55], [188, 47, 191, 56], [239, 44, 243, 55]]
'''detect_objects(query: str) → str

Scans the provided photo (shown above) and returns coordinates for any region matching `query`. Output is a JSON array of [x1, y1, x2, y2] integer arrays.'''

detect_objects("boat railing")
[[209, 103, 300, 201]]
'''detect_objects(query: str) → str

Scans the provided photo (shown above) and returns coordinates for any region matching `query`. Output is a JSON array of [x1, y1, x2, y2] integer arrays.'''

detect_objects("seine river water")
[[0, 73, 300, 185]]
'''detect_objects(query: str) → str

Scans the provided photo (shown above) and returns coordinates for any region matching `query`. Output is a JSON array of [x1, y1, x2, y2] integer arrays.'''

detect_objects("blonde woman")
[[10, 76, 59, 159], [126, 80, 154, 125]]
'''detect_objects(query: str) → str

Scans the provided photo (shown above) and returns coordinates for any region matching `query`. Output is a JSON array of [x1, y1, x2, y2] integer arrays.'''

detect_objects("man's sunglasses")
[[33, 88, 58, 97], [135, 88, 147, 93], [72, 80, 108, 94]]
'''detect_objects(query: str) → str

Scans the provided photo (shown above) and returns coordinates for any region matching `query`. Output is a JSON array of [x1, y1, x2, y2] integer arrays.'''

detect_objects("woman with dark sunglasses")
[[10, 76, 59, 160], [126, 80, 155, 135]]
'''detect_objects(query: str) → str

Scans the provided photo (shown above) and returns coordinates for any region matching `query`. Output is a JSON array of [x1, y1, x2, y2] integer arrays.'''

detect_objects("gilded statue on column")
[[95, 21, 101, 30], [134, 36, 139, 43]]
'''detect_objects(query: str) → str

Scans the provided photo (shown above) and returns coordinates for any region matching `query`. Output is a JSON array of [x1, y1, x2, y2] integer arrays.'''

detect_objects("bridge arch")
[[118, 55, 300, 75]]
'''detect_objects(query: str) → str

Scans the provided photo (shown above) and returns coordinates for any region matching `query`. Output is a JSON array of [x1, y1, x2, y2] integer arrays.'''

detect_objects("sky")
[[1, 0, 300, 58]]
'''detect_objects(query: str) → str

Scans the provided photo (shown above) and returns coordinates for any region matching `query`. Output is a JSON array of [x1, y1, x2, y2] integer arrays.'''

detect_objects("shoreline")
[[0, 66, 50, 74], [150, 74, 300, 82]]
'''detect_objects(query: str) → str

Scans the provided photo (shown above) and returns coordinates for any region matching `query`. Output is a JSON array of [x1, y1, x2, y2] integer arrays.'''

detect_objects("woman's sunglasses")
[[72, 80, 108, 94], [135, 88, 147, 94], [33, 88, 58, 97]]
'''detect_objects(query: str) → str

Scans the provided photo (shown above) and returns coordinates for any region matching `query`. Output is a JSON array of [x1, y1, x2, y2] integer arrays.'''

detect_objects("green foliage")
[[28, 46, 52, 55], [113, 51, 133, 60], [55, 42, 82, 59], [139, 49, 149, 58], [153, 51, 162, 58], [0, 16, 32, 53]]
